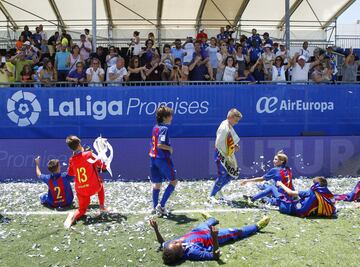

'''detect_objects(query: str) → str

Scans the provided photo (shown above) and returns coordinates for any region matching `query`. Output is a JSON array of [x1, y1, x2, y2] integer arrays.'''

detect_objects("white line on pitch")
[[2, 208, 269, 216], [2, 205, 355, 216]]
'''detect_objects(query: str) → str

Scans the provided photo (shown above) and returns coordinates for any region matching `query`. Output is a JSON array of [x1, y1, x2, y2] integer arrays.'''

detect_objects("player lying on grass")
[[276, 176, 336, 217], [64, 135, 108, 228], [335, 180, 360, 202], [149, 106, 177, 216], [210, 108, 242, 202], [35, 157, 74, 209], [240, 151, 294, 205], [149, 214, 270, 264]]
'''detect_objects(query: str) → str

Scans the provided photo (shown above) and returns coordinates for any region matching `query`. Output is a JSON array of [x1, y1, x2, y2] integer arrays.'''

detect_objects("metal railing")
[[1, 80, 359, 88], [336, 35, 360, 50], [0, 39, 336, 54]]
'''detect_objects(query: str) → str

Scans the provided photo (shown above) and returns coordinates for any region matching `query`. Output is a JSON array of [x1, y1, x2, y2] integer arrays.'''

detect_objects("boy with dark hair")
[[64, 135, 107, 228], [149, 214, 270, 264], [35, 157, 74, 208], [149, 106, 177, 216], [276, 177, 336, 217]]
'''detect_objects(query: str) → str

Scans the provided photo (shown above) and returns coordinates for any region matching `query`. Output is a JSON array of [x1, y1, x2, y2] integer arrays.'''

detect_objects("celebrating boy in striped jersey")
[[35, 157, 74, 209], [276, 176, 336, 217], [149, 213, 270, 264], [149, 106, 177, 216]]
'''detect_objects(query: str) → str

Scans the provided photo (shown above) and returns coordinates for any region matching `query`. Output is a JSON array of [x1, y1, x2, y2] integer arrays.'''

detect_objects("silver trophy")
[[87, 135, 114, 177]]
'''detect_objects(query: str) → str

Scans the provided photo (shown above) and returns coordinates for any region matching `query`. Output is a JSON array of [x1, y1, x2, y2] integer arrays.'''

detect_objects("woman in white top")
[[161, 44, 175, 81], [271, 56, 288, 83], [206, 37, 220, 78], [216, 41, 230, 81], [86, 58, 105, 86], [132, 31, 142, 56], [106, 46, 119, 81], [67, 45, 84, 73], [262, 44, 275, 80], [106, 46, 118, 68], [222, 56, 239, 82], [183, 36, 195, 65], [235, 44, 249, 78]]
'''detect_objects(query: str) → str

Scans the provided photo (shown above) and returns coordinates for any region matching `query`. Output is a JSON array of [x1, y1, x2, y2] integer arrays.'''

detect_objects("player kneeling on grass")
[[149, 214, 270, 264], [35, 157, 74, 209], [149, 106, 177, 216], [334, 180, 360, 202], [210, 108, 242, 201], [64, 135, 108, 228], [240, 151, 294, 205], [276, 176, 336, 217]]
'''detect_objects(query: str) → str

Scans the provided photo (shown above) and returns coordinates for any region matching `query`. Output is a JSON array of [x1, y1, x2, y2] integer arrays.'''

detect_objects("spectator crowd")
[[0, 24, 359, 86]]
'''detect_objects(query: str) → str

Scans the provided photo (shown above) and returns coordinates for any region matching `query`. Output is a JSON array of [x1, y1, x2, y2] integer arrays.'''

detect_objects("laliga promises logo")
[[256, 97, 278, 113], [7, 90, 41, 127]]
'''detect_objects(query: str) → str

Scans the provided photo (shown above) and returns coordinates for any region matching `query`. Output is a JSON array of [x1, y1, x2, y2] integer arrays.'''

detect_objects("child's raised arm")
[[149, 219, 165, 246], [35, 156, 42, 178]]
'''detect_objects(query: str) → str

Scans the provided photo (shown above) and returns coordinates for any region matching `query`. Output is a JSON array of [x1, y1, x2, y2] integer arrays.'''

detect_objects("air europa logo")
[[7, 90, 41, 126], [256, 97, 335, 114]]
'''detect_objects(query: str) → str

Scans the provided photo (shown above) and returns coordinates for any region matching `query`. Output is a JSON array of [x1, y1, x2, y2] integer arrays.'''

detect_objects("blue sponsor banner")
[[0, 84, 359, 138]]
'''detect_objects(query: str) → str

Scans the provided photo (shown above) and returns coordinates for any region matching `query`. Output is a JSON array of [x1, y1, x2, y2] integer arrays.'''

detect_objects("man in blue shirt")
[[149, 213, 270, 264], [32, 27, 42, 49], [55, 45, 70, 81], [149, 106, 177, 216], [248, 43, 263, 64], [216, 27, 227, 41], [262, 32, 273, 46], [171, 39, 187, 64], [224, 25, 234, 39], [247, 28, 262, 48], [35, 157, 74, 209], [188, 41, 213, 81]]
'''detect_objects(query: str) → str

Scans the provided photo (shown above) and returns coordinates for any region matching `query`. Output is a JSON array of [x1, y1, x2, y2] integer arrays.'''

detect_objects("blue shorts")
[[150, 157, 176, 183]]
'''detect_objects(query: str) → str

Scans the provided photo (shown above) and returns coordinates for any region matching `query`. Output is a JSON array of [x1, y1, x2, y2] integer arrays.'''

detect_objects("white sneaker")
[[155, 204, 169, 217], [208, 196, 219, 204]]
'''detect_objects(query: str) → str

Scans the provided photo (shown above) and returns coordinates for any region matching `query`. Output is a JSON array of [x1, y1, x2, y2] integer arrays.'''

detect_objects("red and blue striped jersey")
[[264, 166, 294, 193], [164, 229, 214, 261], [149, 124, 171, 159], [350, 181, 360, 201], [335, 181, 360, 202], [295, 183, 335, 217], [40, 172, 74, 208]]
